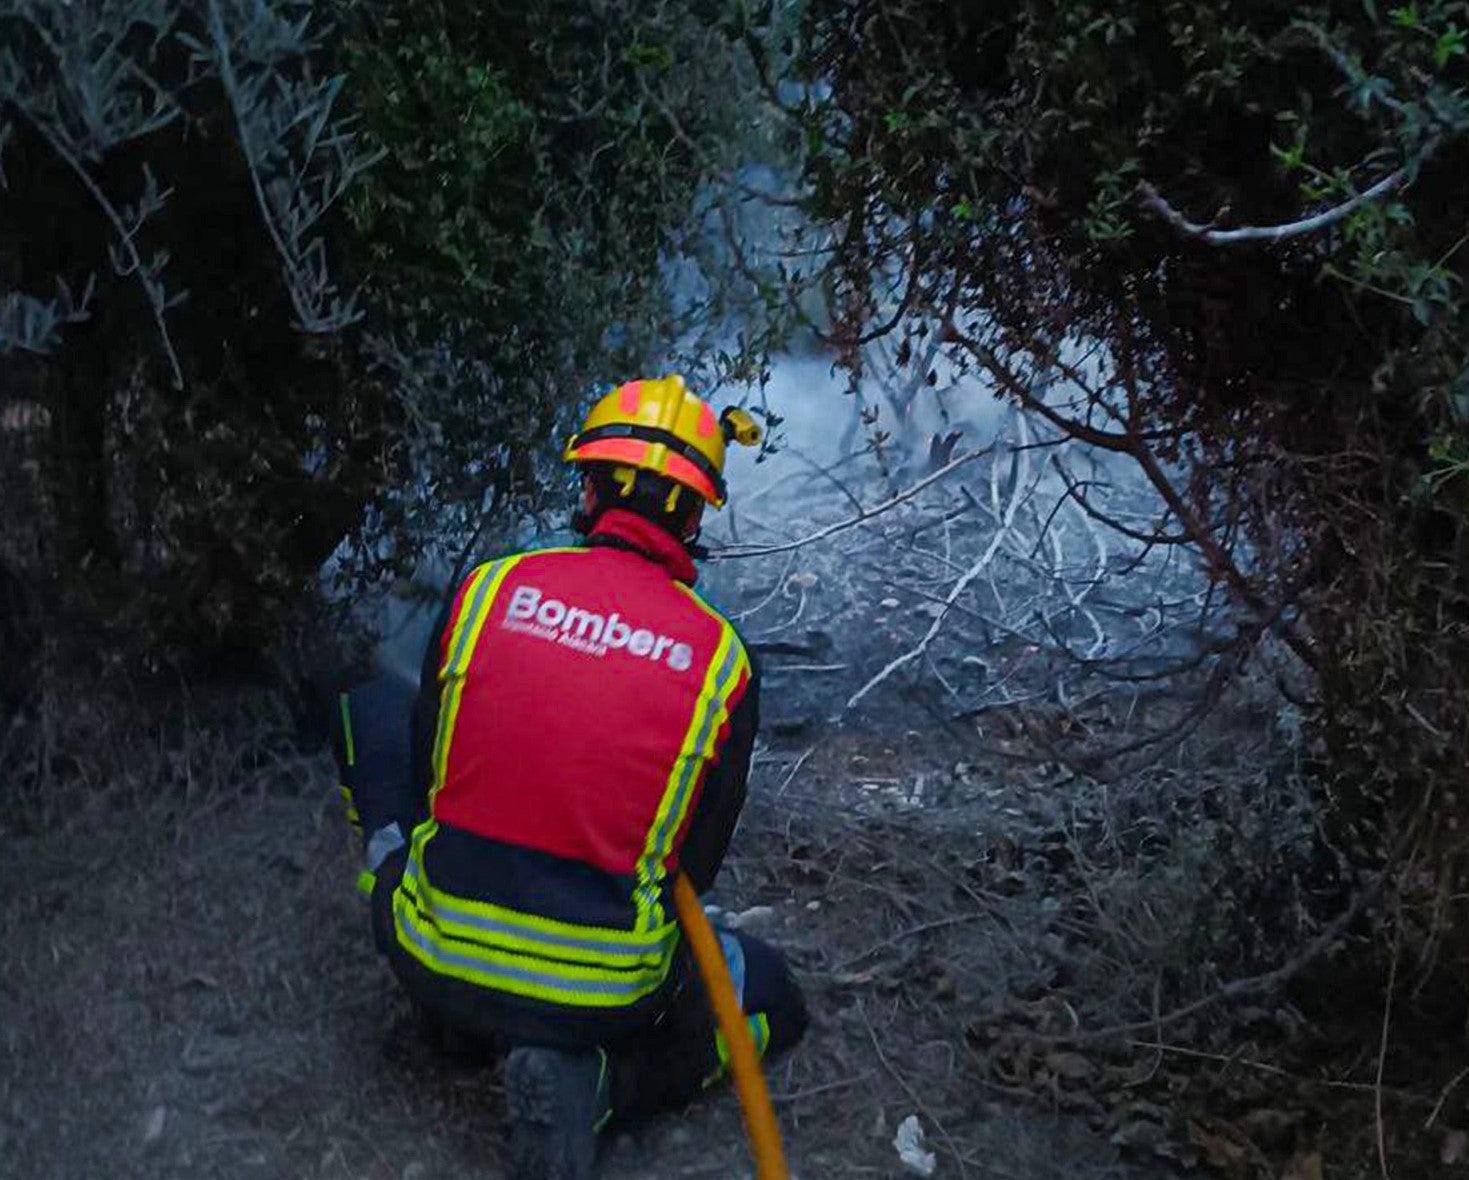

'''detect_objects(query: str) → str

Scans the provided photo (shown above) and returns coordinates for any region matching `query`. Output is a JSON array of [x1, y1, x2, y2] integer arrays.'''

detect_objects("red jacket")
[[391, 511, 758, 1017]]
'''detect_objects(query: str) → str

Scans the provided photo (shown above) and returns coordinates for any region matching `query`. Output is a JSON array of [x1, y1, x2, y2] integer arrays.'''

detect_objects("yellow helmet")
[[563, 374, 762, 508]]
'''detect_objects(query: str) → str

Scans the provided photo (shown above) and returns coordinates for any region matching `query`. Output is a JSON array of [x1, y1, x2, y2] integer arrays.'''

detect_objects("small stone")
[[142, 1105, 167, 1143], [880, 597, 900, 609], [1442, 1130, 1468, 1165], [806, 900, 821, 911], [727, 905, 777, 931]]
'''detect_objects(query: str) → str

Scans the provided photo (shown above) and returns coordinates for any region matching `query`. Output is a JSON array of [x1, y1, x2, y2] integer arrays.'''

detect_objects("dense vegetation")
[[0, 0, 760, 696], [728, 0, 1469, 988]]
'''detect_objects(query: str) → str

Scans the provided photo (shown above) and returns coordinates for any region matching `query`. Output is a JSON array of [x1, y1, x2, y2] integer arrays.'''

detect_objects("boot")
[[504, 1045, 608, 1180]]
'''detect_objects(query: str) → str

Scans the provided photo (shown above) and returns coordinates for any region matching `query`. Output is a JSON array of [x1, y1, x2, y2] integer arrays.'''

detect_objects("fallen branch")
[[832, 910, 994, 972], [845, 421, 1030, 710]]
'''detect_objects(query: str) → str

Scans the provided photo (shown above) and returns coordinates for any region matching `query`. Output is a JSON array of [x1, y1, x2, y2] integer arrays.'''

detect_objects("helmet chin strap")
[[683, 524, 708, 560]]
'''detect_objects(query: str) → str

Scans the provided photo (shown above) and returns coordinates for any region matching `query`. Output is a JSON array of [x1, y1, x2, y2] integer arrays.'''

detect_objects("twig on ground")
[[771, 1071, 876, 1103], [1425, 1065, 1469, 1129], [832, 911, 995, 972], [772, 746, 818, 801], [732, 549, 801, 622], [1376, 914, 1402, 1180]]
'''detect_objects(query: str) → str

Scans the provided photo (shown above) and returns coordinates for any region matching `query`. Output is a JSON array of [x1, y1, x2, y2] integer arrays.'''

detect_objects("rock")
[[1443, 1130, 1468, 1165], [880, 597, 900, 609], [142, 1105, 167, 1144], [727, 905, 777, 931]]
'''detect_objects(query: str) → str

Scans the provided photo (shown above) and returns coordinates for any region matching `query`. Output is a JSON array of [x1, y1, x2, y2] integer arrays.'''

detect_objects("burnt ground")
[[2, 665, 1460, 1180], [0, 697, 1145, 1180]]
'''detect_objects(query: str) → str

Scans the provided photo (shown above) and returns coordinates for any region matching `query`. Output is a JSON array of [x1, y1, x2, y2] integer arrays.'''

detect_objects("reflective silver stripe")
[[395, 911, 661, 998], [444, 560, 503, 676], [401, 858, 673, 960]]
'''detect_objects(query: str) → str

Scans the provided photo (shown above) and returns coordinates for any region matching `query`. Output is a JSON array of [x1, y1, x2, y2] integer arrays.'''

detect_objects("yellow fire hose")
[[672, 873, 791, 1180]]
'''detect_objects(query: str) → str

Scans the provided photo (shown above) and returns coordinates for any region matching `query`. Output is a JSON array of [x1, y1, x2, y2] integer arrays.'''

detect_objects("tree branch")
[[709, 444, 992, 560], [1136, 169, 1407, 246]]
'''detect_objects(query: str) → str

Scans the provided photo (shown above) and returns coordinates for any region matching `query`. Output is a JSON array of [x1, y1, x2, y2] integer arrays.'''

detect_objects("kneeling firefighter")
[[331, 376, 808, 1178]]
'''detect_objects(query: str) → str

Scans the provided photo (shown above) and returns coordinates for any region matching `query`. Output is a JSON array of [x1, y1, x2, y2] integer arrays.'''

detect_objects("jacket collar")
[[587, 509, 698, 586]]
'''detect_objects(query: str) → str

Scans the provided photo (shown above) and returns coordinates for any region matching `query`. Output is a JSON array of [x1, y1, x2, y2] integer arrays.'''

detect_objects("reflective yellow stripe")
[[398, 827, 677, 961], [393, 893, 673, 1006], [337, 693, 356, 766], [706, 1013, 771, 1087], [392, 821, 677, 1008], [430, 557, 522, 800], [632, 625, 747, 930]]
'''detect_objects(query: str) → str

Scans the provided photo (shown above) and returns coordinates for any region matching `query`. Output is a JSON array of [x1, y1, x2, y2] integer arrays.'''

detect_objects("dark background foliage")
[[760, 0, 1469, 984], [0, 0, 759, 704]]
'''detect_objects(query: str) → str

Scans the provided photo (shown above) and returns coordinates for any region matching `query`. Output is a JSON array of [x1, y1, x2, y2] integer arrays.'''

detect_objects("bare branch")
[[1136, 170, 1407, 246]]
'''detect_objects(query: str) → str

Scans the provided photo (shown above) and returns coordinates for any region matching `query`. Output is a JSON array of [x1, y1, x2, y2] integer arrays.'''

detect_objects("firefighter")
[[332, 375, 808, 1179]]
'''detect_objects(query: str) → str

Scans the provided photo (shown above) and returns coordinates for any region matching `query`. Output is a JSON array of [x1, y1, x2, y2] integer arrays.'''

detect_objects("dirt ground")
[[0, 690, 1155, 1180]]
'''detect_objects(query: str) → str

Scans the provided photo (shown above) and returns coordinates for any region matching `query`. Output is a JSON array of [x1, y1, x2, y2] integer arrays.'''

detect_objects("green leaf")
[[1389, 4, 1419, 28], [1270, 135, 1306, 171], [624, 42, 674, 69], [1433, 28, 1466, 68]]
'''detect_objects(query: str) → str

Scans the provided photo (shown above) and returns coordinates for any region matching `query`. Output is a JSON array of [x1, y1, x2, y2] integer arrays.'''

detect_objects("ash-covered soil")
[[0, 700, 1157, 1179]]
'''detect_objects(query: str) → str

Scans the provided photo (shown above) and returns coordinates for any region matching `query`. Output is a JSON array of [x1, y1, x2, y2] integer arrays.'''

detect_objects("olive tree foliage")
[[736, 0, 1469, 954], [0, 0, 395, 681], [0, 0, 765, 696], [325, 0, 777, 577]]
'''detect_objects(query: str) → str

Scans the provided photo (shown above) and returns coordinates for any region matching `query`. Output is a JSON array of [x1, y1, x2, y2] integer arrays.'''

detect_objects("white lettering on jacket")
[[503, 585, 695, 672]]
